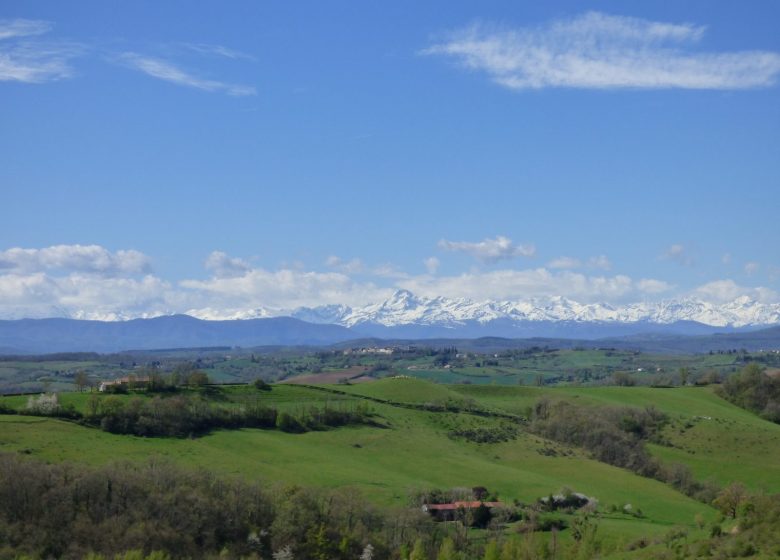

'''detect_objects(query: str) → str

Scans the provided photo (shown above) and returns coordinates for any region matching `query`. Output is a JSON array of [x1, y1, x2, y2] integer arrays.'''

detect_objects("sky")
[[1, 1, 779, 319]]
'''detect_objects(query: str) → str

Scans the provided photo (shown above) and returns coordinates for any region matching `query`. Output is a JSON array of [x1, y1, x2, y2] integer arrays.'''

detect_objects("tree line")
[[717, 363, 780, 423], [529, 399, 720, 504], [20, 392, 376, 438]]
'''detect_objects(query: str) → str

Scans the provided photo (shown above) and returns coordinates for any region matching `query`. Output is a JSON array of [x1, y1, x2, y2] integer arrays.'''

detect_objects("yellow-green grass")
[[0, 384, 356, 413], [5, 379, 778, 549], [453, 384, 780, 492], [1, 401, 716, 546], [5, 382, 779, 495], [335, 376, 475, 404]]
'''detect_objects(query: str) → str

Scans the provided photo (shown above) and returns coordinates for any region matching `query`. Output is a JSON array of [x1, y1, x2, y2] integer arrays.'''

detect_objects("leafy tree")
[[713, 482, 747, 518], [410, 538, 428, 560], [254, 378, 271, 391], [74, 370, 89, 392], [718, 364, 780, 423], [612, 371, 636, 386], [482, 541, 500, 560], [187, 371, 209, 387], [86, 393, 101, 417], [679, 367, 691, 386], [436, 538, 457, 560]]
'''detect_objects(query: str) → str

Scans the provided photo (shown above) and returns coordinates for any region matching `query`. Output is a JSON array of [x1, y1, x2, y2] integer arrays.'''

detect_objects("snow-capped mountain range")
[[12, 290, 780, 333], [4, 290, 780, 353], [187, 289, 780, 330]]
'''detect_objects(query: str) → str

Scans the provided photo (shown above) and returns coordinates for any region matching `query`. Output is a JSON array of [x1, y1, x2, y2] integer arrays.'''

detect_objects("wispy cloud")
[[662, 244, 694, 266], [439, 235, 535, 263], [0, 18, 51, 40], [588, 255, 612, 271], [548, 256, 581, 270], [422, 12, 780, 90], [182, 42, 255, 61], [118, 52, 256, 96], [325, 255, 364, 274], [744, 261, 760, 276], [0, 18, 82, 83], [424, 257, 440, 275]]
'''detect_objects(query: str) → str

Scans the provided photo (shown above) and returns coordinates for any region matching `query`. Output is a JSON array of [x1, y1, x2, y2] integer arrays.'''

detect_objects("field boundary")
[[293, 383, 527, 422]]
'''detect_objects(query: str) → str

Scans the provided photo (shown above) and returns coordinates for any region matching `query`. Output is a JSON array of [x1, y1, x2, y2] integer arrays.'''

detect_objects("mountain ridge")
[[288, 289, 780, 329]]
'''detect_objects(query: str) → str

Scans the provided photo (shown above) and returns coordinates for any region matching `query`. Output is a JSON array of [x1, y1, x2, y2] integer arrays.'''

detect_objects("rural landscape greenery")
[[3, 1, 780, 559], [1, 343, 779, 559]]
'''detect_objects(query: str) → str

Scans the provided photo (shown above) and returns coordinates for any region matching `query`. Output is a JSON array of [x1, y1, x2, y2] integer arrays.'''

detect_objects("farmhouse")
[[98, 375, 151, 392], [422, 501, 502, 521]]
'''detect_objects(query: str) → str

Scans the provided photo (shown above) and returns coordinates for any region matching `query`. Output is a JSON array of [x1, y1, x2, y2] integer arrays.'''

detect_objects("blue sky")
[[1, 1, 779, 318]]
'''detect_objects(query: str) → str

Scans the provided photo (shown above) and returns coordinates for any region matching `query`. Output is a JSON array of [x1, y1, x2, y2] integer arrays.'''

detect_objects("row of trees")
[[0, 452, 629, 559], [20, 393, 375, 438], [529, 399, 720, 503], [0, 453, 432, 559], [717, 363, 780, 423]]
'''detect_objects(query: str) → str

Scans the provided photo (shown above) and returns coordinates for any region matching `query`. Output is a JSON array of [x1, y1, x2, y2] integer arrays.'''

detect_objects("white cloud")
[[636, 278, 673, 294], [548, 256, 581, 269], [118, 52, 256, 96], [0, 19, 82, 83], [325, 255, 364, 274], [180, 268, 388, 310], [693, 279, 777, 303], [204, 251, 251, 278], [0, 272, 175, 320], [424, 256, 440, 274], [399, 268, 639, 302], [182, 43, 254, 61], [662, 244, 694, 266], [722, 253, 732, 265], [439, 235, 535, 263], [0, 245, 150, 276], [1, 245, 777, 320], [0, 19, 51, 40], [423, 12, 780, 90], [371, 263, 409, 279], [588, 255, 612, 270], [1, 249, 778, 320], [744, 261, 760, 276]]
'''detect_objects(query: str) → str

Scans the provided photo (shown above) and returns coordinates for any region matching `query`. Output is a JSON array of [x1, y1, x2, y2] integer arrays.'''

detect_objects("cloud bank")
[[0, 245, 775, 320], [0, 245, 150, 276], [423, 12, 780, 90]]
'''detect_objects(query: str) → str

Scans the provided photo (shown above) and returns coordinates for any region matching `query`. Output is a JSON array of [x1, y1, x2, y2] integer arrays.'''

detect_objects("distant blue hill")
[[0, 315, 777, 354], [0, 315, 355, 354], [348, 318, 731, 340]]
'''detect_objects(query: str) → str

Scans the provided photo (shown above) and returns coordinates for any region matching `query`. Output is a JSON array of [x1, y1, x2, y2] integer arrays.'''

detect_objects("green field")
[[4, 377, 778, 557], [2, 345, 765, 395]]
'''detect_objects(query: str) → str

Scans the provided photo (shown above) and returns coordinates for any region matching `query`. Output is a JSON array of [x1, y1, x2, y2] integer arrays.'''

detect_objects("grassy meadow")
[[5, 375, 779, 557]]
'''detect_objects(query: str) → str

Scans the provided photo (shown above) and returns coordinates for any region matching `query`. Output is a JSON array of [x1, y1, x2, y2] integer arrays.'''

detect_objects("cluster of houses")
[[342, 347, 397, 356]]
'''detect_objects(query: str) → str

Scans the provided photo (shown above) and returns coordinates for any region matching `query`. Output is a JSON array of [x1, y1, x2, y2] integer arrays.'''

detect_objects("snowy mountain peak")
[[292, 291, 780, 330], [381, 289, 419, 309]]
